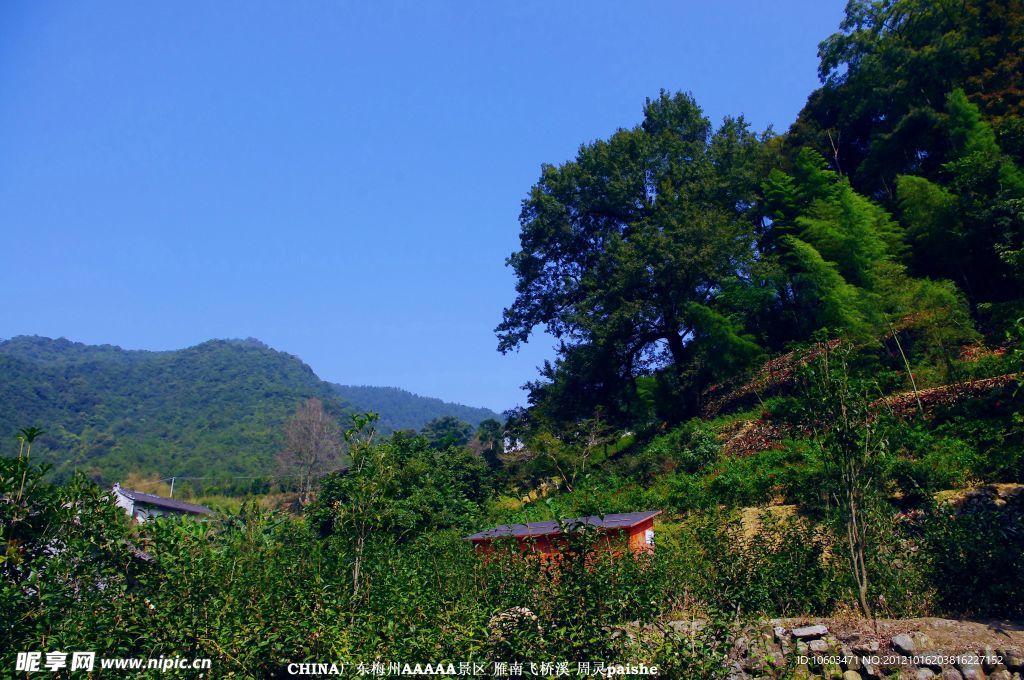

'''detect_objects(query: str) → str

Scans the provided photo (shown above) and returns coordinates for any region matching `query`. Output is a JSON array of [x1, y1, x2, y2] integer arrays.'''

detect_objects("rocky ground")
[[725, 617, 1024, 679]]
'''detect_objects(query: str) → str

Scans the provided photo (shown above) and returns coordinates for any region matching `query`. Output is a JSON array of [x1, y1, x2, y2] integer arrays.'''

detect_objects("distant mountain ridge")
[[330, 384, 501, 435], [0, 335, 500, 488]]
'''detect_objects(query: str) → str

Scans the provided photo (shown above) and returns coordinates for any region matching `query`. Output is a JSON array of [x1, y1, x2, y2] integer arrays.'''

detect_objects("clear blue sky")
[[0, 1, 845, 413]]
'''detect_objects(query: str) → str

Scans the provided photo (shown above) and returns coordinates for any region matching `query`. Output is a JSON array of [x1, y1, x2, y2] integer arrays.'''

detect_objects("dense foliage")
[[3, 448, 1021, 677]]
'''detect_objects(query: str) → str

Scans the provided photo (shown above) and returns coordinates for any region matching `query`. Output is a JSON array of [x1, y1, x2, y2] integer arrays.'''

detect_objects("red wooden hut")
[[466, 510, 662, 557]]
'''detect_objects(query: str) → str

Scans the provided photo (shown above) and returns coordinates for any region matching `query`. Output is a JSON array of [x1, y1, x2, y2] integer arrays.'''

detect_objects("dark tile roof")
[[466, 510, 661, 541], [117, 486, 213, 515]]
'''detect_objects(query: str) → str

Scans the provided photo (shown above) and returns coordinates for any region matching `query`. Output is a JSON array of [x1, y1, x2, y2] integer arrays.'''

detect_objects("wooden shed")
[[466, 510, 662, 557]]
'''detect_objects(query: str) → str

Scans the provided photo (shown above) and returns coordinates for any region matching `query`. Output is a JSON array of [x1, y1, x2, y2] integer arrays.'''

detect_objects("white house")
[[111, 483, 213, 522]]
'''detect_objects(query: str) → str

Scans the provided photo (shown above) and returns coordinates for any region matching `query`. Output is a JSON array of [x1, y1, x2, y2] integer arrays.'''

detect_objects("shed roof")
[[466, 510, 661, 542], [114, 484, 213, 515]]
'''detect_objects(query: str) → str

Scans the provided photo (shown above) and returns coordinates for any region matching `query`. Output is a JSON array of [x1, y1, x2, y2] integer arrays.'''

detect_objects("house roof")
[[114, 484, 213, 515], [466, 510, 661, 542]]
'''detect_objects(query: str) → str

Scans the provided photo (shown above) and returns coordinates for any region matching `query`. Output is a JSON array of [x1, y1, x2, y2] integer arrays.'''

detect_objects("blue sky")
[[0, 1, 846, 413]]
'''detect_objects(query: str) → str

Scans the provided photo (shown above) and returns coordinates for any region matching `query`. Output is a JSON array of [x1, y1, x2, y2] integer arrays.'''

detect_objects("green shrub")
[[680, 510, 841, 617], [887, 435, 982, 499], [931, 390, 1024, 483], [842, 500, 936, 618], [705, 449, 791, 507], [924, 504, 1024, 617], [626, 421, 721, 482], [665, 472, 711, 513], [647, 606, 736, 679]]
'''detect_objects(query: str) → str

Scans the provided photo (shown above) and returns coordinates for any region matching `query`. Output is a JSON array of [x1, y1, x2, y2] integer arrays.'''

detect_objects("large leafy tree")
[[497, 91, 767, 422]]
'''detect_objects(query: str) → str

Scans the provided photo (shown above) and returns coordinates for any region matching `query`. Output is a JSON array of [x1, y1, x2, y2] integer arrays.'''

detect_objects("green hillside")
[[0, 336, 499, 488], [331, 384, 499, 433]]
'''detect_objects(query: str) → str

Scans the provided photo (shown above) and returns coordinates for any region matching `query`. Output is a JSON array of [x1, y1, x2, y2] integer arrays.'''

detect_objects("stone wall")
[[726, 620, 1024, 680]]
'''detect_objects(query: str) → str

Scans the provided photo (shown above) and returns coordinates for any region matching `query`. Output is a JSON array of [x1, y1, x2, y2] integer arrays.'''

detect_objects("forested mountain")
[[330, 384, 499, 434], [0, 335, 499, 487]]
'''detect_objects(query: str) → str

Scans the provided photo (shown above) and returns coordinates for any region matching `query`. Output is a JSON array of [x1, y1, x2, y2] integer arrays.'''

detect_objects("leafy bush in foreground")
[[4, 449, 1023, 676]]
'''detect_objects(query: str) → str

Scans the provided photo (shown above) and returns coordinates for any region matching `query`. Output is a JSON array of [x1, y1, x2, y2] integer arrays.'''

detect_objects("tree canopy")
[[421, 415, 475, 449], [498, 91, 768, 423], [788, 0, 1024, 198]]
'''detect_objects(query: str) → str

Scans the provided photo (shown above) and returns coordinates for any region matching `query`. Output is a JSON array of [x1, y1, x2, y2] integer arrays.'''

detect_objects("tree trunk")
[[845, 470, 874, 626], [352, 531, 365, 605], [665, 329, 687, 371]]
